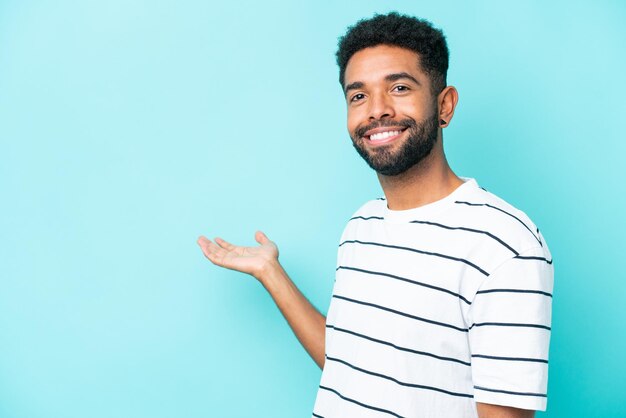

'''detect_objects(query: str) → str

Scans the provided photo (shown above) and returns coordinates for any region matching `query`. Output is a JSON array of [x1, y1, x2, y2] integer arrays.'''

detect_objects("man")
[[197, 12, 553, 418]]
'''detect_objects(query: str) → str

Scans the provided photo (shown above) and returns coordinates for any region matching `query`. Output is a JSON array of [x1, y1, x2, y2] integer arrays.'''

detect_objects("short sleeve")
[[467, 246, 554, 411]]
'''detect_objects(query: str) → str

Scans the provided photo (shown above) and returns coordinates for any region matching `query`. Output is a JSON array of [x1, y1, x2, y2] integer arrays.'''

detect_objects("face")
[[344, 45, 439, 176]]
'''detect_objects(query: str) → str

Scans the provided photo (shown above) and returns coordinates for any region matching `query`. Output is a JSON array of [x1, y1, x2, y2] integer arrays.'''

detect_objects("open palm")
[[197, 231, 278, 279]]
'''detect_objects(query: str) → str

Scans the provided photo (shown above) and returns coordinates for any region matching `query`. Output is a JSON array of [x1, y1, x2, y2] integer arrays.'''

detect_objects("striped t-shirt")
[[312, 178, 553, 418]]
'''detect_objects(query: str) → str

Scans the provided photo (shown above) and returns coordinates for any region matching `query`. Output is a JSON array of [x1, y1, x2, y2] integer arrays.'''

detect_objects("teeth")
[[370, 130, 401, 141]]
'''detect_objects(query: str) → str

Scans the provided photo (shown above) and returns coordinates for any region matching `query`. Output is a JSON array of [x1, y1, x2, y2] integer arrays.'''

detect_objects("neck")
[[377, 139, 464, 211]]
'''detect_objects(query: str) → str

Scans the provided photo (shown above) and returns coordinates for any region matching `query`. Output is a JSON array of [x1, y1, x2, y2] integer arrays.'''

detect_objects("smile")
[[364, 127, 407, 145], [370, 130, 402, 141]]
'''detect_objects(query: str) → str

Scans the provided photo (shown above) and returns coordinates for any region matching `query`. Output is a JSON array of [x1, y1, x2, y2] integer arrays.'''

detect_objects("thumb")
[[255, 230, 270, 245]]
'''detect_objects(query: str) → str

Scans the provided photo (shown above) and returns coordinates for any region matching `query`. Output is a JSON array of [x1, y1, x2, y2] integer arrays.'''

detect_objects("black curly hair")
[[336, 12, 449, 96]]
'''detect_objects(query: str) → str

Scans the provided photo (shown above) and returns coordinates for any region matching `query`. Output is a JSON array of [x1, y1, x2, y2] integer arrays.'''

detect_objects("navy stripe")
[[326, 356, 474, 399], [349, 215, 384, 221], [472, 354, 548, 364], [454, 201, 542, 246], [326, 324, 471, 366], [409, 220, 519, 255], [476, 288, 552, 298], [318, 385, 405, 418], [337, 265, 472, 305], [474, 385, 547, 398], [469, 322, 551, 331], [348, 216, 519, 256], [333, 294, 468, 332], [514, 255, 553, 264], [311, 413, 324, 418], [338, 239, 488, 276]]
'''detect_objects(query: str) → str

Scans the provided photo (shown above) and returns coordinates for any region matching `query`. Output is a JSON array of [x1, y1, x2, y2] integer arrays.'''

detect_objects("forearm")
[[476, 403, 534, 418], [259, 261, 326, 369]]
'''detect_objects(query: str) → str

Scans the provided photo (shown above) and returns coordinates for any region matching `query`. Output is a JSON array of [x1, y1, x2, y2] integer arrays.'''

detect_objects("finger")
[[197, 235, 211, 247], [197, 236, 213, 254], [255, 230, 269, 245], [197, 237, 213, 256], [197, 237, 227, 262], [198, 236, 225, 254], [201, 246, 219, 264], [214, 237, 236, 251]]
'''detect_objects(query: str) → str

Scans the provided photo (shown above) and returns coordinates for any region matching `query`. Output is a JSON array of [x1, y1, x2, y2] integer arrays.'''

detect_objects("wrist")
[[256, 258, 284, 286]]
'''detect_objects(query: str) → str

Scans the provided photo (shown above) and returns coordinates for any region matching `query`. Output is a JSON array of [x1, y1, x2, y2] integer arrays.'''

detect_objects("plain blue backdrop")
[[1, 1, 625, 417]]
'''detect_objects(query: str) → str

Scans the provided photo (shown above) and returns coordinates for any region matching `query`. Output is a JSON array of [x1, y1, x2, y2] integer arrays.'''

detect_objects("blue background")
[[1, 1, 625, 417]]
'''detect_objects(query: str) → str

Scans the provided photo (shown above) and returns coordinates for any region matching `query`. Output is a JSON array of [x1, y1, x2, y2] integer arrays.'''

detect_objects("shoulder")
[[348, 197, 387, 220], [336, 197, 386, 243], [451, 180, 551, 259]]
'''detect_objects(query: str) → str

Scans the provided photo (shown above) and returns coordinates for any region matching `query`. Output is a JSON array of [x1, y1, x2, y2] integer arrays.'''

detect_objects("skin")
[[197, 44, 535, 418], [344, 44, 462, 209]]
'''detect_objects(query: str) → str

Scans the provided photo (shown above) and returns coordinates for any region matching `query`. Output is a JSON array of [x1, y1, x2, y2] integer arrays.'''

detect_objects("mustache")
[[354, 118, 416, 138]]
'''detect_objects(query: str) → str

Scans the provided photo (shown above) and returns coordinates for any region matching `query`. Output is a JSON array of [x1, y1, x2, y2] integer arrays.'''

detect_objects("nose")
[[368, 91, 395, 121]]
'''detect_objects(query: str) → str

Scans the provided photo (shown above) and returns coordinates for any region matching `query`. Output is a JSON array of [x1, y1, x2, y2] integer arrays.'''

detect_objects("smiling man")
[[198, 12, 553, 418]]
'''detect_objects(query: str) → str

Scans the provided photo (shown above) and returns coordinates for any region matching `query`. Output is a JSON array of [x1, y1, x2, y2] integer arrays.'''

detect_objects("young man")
[[198, 12, 553, 418]]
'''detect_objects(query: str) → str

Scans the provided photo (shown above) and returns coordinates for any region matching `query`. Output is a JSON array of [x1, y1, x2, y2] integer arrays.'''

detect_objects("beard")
[[350, 112, 439, 176]]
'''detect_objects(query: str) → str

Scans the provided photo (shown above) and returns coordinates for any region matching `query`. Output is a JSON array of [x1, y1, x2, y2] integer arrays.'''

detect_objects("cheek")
[[397, 96, 434, 119], [346, 107, 365, 134], [393, 99, 417, 116]]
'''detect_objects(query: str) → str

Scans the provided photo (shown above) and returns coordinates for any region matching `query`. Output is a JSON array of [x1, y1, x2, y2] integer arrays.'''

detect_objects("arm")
[[476, 403, 534, 418], [197, 231, 326, 369], [470, 246, 553, 416]]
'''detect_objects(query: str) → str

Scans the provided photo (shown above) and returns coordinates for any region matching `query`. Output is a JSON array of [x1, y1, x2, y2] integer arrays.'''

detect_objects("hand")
[[197, 231, 279, 280]]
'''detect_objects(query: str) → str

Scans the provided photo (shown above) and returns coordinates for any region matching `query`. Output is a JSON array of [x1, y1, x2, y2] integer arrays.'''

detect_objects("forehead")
[[344, 45, 426, 85]]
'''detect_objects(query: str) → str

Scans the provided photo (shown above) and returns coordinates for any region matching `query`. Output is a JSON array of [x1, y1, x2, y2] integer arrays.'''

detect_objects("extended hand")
[[197, 230, 326, 368], [197, 231, 279, 280]]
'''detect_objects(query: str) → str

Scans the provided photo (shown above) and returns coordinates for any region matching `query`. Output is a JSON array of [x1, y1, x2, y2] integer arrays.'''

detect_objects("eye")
[[350, 93, 365, 102], [392, 85, 410, 92]]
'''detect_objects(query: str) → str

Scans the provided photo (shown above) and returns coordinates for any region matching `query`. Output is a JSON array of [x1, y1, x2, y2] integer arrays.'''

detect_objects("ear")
[[437, 86, 459, 127]]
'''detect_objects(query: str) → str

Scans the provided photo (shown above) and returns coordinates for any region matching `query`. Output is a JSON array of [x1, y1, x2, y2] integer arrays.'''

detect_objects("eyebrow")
[[385, 72, 421, 86], [344, 72, 421, 95], [344, 81, 364, 95]]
